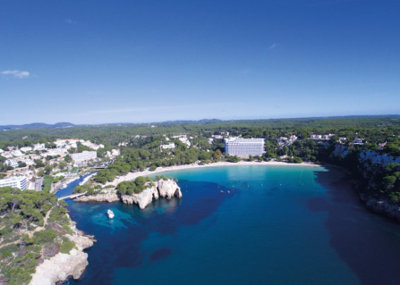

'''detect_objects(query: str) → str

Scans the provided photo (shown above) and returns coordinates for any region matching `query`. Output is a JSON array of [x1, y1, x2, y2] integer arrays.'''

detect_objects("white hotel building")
[[224, 138, 265, 157], [70, 151, 97, 164], [0, 176, 28, 190]]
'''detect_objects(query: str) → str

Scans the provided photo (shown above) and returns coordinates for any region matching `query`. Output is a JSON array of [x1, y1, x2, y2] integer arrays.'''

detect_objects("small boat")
[[61, 183, 68, 189], [107, 209, 115, 219]]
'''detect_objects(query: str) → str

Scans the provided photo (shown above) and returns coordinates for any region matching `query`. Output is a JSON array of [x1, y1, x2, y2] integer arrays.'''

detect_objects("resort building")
[[0, 176, 28, 190], [310, 134, 334, 140], [224, 138, 265, 157], [20, 146, 33, 153], [33, 143, 46, 151], [5, 159, 19, 168], [70, 151, 97, 164], [161, 143, 176, 150]]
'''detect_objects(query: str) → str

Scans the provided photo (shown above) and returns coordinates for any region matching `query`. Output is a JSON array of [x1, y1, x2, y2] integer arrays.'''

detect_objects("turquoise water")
[[62, 166, 400, 285]]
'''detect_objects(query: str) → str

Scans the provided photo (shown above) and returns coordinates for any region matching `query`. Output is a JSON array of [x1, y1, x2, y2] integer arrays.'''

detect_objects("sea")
[[56, 165, 400, 285]]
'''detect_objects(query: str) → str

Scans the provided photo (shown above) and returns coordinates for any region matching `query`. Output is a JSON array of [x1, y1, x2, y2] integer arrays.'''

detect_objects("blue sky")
[[1, 0, 399, 124]]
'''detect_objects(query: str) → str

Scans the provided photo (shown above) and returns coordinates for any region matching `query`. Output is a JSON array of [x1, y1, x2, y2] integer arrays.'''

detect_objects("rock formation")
[[74, 189, 119, 203], [157, 179, 182, 199], [365, 197, 400, 222], [29, 221, 94, 285], [75, 179, 182, 210]]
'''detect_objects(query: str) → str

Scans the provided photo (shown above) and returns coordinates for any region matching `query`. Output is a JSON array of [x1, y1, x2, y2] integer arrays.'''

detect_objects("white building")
[[224, 138, 265, 157], [81, 140, 104, 150], [2, 152, 14, 159], [11, 150, 23, 157], [212, 135, 224, 139], [0, 149, 4, 154], [161, 143, 176, 150], [20, 147, 33, 153], [70, 151, 97, 164], [354, 137, 364, 145], [179, 137, 191, 147], [5, 159, 19, 168], [310, 134, 334, 140], [33, 143, 46, 151], [41, 148, 68, 157], [0, 176, 28, 190]]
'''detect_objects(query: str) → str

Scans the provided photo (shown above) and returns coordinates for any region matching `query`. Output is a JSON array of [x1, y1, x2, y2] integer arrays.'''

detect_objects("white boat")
[[107, 209, 115, 219], [61, 183, 68, 189]]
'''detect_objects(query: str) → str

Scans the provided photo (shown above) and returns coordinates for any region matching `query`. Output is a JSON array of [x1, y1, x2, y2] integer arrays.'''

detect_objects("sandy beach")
[[105, 161, 321, 186]]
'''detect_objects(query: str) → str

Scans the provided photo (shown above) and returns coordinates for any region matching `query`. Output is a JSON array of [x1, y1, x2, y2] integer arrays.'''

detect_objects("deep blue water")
[[60, 166, 400, 285]]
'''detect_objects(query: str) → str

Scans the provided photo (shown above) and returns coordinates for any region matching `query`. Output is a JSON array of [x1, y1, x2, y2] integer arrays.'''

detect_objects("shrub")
[[60, 238, 76, 254]]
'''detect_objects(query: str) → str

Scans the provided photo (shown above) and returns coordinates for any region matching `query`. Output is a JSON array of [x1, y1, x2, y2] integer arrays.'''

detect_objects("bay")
[[61, 165, 400, 285]]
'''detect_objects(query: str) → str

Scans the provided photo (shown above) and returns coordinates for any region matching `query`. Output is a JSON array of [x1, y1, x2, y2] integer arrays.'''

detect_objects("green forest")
[[0, 188, 76, 285]]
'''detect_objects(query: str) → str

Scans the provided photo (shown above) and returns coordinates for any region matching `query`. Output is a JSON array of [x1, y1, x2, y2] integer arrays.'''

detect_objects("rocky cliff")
[[121, 179, 182, 209], [363, 196, 400, 222], [29, 220, 94, 285], [75, 179, 182, 210]]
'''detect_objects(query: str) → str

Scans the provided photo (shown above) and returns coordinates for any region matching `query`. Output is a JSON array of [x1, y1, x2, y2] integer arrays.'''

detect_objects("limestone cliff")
[[121, 179, 182, 209], [75, 179, 182, 210], [29, 220, 94, 285], [157, 179, 183, 199]]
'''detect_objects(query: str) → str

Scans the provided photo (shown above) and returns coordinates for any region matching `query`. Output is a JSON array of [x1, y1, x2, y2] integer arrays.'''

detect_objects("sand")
[[105, 161, 321, 186]]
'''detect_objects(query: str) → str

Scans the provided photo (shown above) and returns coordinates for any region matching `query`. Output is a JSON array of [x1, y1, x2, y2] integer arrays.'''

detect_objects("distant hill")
[[158, 119, 223, 124], [0, 122, 75, 130]]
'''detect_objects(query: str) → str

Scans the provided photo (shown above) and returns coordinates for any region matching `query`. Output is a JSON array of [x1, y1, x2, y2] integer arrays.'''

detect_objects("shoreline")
[[106, 161, 322, 186]]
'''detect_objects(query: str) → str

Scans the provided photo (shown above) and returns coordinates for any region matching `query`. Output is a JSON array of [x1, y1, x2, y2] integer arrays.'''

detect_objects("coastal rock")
[[29, 223, 94, 285], [365, 197, 400, 221], [121, 185, 156, 209], [157, 179, 182, 199], [121, 180, 181, 209], [29, 249, 89, 285], [74, 189, 119, 203]]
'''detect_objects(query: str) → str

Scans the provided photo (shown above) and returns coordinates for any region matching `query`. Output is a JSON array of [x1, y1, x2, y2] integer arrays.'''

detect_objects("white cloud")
[[64, 19, 77, 24], [269, 43, 280, 49], [1, 70, 30, 79]]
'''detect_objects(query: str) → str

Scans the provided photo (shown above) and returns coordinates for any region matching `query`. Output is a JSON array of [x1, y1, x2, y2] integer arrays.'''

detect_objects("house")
[[5, 159, 19, 168], [20, 147, 33, 153], [11, 150, 23, 157], [379, 142, 387, 150], [33, 143, 46, 151], [212, 135, 224, 139], [161, 143, 175, 150], [354, 137, 364, 145]]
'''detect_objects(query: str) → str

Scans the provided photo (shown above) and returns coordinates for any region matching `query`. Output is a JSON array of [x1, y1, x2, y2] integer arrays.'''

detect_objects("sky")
[[1, 0, 399, 125]]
